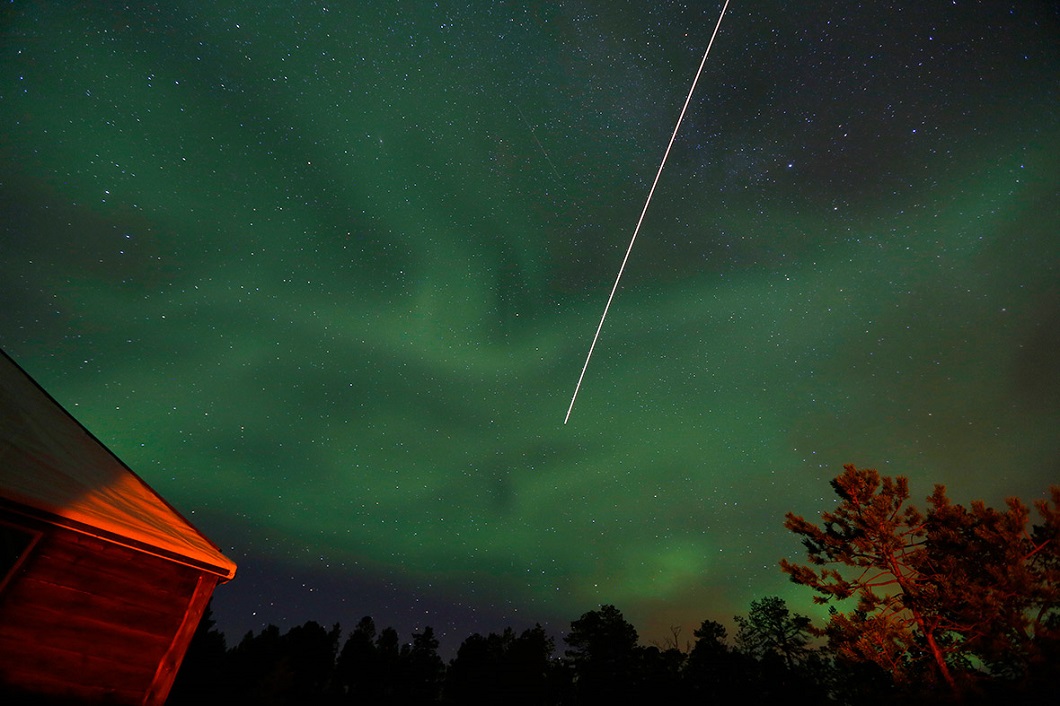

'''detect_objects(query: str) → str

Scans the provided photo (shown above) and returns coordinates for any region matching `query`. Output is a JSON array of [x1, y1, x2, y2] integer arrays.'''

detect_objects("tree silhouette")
[[336, 616, 378, 702], [281, 620, 341, 700], [734, 596, 813, 669], [218, 620, 340, 705], [631, 644, 685, 701], [504, 625, 557, 703], [446, 631, 504, 705], [445, 625, 555, 705], [731, 598, 827, 705], [563, 604, 640, 703], [374, 626, 402, 703], [684, 619, 754, 700], [397, 626, 445, 704], [782, 464, 1060, 700]]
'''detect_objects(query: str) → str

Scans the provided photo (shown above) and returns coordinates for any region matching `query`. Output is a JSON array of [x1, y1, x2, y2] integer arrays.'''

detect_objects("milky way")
[[2, 1, 1057, 649]]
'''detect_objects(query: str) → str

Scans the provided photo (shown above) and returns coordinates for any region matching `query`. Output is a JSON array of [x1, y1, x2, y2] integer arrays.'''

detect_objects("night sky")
[[2, 1, 1057, 651]]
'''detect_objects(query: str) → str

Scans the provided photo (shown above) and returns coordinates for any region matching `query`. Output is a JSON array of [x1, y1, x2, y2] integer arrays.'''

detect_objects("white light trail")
[[564, 0, 731, 425]]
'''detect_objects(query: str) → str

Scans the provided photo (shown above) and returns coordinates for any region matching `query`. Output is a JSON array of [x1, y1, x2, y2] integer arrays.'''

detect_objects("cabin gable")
[[0, 350, 235, 704], [0, 512, 218, 705]]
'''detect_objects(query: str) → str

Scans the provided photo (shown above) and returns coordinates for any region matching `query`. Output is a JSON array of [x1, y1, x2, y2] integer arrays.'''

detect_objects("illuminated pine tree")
[[781, 465, 1059, 699]]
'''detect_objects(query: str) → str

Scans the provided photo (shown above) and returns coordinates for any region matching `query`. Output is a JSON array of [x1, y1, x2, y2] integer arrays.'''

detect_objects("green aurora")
[[2, 1, 1057, 644]]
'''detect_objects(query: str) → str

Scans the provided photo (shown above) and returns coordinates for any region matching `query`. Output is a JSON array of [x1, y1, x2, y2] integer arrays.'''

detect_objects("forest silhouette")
[[168, 467, 1058, 705]]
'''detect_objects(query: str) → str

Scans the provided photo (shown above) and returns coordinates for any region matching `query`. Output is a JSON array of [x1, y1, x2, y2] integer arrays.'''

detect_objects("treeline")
[[169, 466, 1058, 705], [169, 599, 829, 706], [170, 596, 1052, 706]]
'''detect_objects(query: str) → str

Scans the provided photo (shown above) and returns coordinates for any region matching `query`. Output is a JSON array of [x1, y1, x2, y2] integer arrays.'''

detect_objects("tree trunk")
[[922, 623, 960, 700], [884, 550, 961, 700]]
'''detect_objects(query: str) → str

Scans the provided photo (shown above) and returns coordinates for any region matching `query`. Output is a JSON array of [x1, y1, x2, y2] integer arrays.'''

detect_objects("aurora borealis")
[[2, 1, 1057, 649]]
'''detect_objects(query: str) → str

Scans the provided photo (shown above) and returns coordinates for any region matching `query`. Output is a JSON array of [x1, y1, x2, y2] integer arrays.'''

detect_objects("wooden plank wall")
[[0, 522, 204, 705]]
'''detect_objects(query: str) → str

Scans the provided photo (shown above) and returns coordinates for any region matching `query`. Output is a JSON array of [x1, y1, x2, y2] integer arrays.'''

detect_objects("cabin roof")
[[0, 351, 236, 579]]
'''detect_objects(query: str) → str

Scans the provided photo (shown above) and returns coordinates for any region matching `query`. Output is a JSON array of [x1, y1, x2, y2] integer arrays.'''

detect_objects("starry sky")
[[2, 1, 1058, 650]]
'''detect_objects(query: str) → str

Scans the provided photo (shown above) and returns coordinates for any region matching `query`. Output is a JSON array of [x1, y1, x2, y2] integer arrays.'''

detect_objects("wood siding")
[[0, 520, 205, 705]]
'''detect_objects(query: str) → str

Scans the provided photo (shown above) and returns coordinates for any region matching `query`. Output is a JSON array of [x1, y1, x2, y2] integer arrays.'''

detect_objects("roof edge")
[[0, 349, 237, 579], [0, 497, 236, 580]]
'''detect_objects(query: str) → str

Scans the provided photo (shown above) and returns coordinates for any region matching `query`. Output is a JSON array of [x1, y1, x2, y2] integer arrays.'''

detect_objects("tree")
[[564, 604, 638, 666], [684, 619, 746, 700], [734, 596, 813, 669], [925, 485, 1060, 695], [397, 626, 445, 704], [633, 644, 685, 701], [781, 464, 1060, 699], [374, 626, 402, 702], [733, 598, 828, 705], [504, 624, 557, 703], [224, 624, 290, 705], [564, 604, 640, 703], [281, 620, 342, 700], [445, 625, 555, 705], [336, 616, 378, 702], [446, 632, 501, 705], [221, 620, 340, 705]]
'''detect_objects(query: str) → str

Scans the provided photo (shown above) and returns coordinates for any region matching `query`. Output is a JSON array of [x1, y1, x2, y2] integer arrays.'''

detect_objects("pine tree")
[[564, 604, 640, 702], [781, 464, 1059, 699], [336, 616, 378, 702], [734, 596, 813, 669]]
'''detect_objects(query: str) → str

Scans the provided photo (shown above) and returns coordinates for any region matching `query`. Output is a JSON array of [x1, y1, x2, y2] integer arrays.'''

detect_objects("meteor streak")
[[564, 0, 731, 425]]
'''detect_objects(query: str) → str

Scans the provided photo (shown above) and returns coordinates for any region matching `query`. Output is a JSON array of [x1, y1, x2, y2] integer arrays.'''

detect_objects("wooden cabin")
[[0, 350, 236, 705]]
